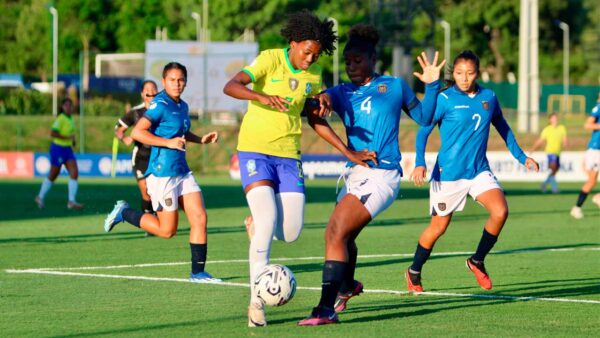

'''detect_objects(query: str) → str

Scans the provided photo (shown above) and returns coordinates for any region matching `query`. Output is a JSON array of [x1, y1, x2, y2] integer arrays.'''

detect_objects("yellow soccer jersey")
[[237, 48, 322, 159], [51, 113, 75, 147], [541, 124, 567, 155]]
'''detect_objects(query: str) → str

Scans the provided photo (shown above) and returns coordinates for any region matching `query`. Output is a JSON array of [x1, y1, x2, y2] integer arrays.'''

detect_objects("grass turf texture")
[[1, 177, 598, 337]]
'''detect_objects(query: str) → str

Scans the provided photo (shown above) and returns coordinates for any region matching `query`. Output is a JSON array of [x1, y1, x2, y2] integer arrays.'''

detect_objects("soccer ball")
[[254, 264, 297, 306]]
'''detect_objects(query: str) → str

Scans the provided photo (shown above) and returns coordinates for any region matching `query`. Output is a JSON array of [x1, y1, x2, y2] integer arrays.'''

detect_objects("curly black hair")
[[344, 23, 379, 56], [280, 9, 337, 56]]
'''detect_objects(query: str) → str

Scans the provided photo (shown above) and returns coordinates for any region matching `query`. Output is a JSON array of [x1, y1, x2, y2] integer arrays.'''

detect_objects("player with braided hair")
[[298, 23, 446, 326], [223, 10, 337, 327]]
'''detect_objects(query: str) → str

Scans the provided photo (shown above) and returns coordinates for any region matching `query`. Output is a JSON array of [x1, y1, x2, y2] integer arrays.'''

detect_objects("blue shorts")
[[49, 143, 76, 167], [238, 151, 305, 194], [547, 154, 560, 168]]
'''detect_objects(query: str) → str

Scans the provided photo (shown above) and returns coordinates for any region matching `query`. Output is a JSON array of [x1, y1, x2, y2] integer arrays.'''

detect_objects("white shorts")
[[337, 165, 401, 218], [429, 171, 502, 217], [584, 149, 600, 172], [146, 172, 201, 212]]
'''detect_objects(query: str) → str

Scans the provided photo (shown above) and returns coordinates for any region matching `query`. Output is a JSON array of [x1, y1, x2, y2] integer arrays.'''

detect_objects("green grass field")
[[1, 177, 598, 337]]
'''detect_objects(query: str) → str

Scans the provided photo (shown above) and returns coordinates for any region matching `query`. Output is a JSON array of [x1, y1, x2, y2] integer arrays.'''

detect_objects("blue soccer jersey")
[[415, 85, 527, 181], [326, 76, 440, 171], [143, 91, 191, 177], [587, 103, 600, 150]]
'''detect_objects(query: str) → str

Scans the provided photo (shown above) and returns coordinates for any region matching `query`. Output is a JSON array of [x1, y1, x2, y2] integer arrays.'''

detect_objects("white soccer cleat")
[[34, 196, 44, 209], [570, 206, 583, 220], [248, 302, 266, 327], [104, 200, 129, 232], [189, 271, 223, 283], [592, 193, 600, 209]]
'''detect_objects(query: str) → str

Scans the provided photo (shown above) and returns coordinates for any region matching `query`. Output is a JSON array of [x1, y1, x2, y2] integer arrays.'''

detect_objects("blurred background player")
[[298, 24, 445, 326], [223, 10, 337, 327], [570, 93, 600, 219], [530, 113, 567, 193], [104, 62, 222, 283], [35, 98, 84, 210], [407, 51, 539, 292], [114, 80, 158, 235]]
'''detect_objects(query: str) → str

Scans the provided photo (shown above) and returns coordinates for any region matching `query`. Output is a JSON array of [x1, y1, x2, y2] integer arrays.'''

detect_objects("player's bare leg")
[[65, 160, 84, 209], [35, 165, 61, 209], [571, 170, 599, 219]]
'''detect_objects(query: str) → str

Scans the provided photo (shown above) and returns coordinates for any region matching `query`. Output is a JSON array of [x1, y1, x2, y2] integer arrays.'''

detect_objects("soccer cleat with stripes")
[[405, 268, 424, 293], [189, 271, 223, 283], [298, 306, 339, 326], [466, 257, 492, 290], [104, 200, 129, 232], [334, 280, 363, 312]]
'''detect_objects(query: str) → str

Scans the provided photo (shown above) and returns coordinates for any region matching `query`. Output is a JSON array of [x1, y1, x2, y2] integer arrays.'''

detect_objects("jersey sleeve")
[[400, 79, 440, 126], [540, 126, 549, 140], [491, 94, 527, 164], [143, 101, 165, 125], [325, 85, 343, 117], [415, 124, 436, 167], [242, 50, 274, 82], [117, 109, 135, 129]]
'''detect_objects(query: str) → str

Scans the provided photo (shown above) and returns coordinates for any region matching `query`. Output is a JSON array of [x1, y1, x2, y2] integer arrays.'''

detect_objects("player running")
[[406, 50, 539, 293], [570, 92, 600, 219], [104, 62, 222, 283], [35, 98, 84, 210], [222, 10, 337, 327], [530, 113, 567, 193], [298, 24, 446, 326], [114, 80, 158, 221]]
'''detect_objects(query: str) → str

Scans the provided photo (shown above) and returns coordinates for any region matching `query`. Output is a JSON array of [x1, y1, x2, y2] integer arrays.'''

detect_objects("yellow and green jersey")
[[51, 113, 75, 147], [237, 48, 322, 159], [540, 124, 567, 155]]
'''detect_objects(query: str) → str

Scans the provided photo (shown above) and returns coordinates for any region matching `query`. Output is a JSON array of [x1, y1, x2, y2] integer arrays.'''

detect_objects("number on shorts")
[[472, 113, 481, 131], [360, 96, 372, 114]]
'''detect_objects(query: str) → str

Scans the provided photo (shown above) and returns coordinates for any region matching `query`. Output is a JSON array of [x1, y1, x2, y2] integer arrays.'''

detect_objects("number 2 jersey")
[[326, 75, 440, 172], [415, 85, 527, 181]]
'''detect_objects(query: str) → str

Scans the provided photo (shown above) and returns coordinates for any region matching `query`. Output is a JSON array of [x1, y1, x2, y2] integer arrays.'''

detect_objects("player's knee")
[[491, 207, 509, 222], [325, 219, 346, 244], [430, 223, 448, 238]]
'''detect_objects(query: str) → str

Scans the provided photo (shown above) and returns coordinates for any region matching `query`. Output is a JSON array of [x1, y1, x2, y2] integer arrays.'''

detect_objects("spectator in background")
[[35, 98, 84, 210]]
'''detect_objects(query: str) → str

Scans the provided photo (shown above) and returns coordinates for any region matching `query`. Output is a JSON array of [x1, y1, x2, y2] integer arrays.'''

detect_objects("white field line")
[[5, 268, 600, 305], [17, 246, 600, 272]]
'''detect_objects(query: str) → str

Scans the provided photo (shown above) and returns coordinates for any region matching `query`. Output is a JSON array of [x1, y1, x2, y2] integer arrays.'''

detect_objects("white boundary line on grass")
[[4, 246, 600, 305], [5, 268, 600, 305], [19, 246, 600, 271]]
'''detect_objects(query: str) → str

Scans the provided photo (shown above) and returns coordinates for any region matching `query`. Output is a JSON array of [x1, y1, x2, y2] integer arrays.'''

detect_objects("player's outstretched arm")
[[223, 71, 290, 112], [185, 131, 219, 144]]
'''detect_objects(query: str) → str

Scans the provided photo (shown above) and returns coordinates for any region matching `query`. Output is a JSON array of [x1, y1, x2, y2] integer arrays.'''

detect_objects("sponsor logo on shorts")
[[438, 202, 446, 211], [359, 178, 369, 187], [246, 160, 257, 177], [165, 198, 173, 207], [136, 170, 144, 179]]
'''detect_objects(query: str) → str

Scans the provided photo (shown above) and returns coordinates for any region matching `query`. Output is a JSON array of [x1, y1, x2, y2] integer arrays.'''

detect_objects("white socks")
[[246, 186, 277, 306], [273, 192, 305, 243], [38, 178, 53, 200], [68, 179, 78, 202]]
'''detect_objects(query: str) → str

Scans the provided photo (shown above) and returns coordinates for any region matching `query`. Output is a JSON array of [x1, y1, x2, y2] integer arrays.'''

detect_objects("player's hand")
[[166, 136, 186, 151], [410, 166, 427, 186], [315, 93, 332, 117], [347, 149, 377, 167], [201, 131, 219, 144], [258, 94, 291, 112], [122, 136, 133, 146], [525, 157, 539, 172], [413, 51, 446, 84]]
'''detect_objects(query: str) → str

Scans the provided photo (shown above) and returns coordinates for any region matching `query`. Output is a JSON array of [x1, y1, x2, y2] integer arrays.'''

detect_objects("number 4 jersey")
[[326, 75, 440, 171], [415, 85, 527, 181]]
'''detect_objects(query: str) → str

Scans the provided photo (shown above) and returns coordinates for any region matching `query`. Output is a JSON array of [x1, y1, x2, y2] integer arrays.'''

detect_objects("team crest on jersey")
[[482, 101, 489, 110], [378, 84, 388, 93], [289, 78, 299, 91], [246, 160, 257, 177], [305, 83, 312, 94], [438, 203, 446, 211]]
